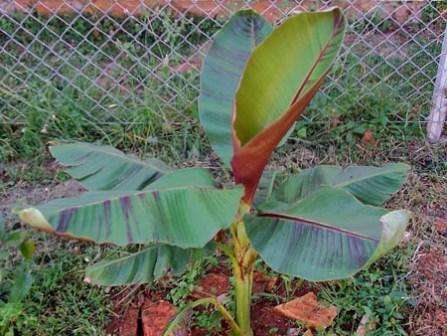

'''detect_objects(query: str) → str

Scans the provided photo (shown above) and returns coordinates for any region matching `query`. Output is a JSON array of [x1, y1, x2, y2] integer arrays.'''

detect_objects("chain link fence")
[[0, 1, 446, 135]]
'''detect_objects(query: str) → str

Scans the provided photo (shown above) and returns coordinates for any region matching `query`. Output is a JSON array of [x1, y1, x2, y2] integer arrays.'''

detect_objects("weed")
[[319, 244, 414, 335], [167, 258, 207, 307], [0, 237, 111, 335], [193, 310, 223, 334]]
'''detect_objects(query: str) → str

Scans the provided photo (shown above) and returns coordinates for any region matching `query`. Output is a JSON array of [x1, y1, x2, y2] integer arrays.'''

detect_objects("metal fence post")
[[427, 23, 447, 142]]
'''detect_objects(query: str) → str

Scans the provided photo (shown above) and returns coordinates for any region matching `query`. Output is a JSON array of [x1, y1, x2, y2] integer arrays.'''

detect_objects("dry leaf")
[[303, 330, 314, 336], [355, 314, 377, 336], [435, 217, 447, 235], [274, 292, 337, 329], [361, 130, 377, 147]]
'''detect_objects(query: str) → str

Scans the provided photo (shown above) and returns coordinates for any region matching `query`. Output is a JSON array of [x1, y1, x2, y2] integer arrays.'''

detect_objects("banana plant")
[[18, 8, 411, 336]]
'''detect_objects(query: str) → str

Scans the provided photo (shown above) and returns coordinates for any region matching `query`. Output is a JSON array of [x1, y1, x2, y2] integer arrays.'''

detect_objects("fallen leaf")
[[303, 330, 313, 336], [361, 130, 377, 147], [274, 292, 337, 329], [435, 217, 447, 235], [355, 314, 377, 336]]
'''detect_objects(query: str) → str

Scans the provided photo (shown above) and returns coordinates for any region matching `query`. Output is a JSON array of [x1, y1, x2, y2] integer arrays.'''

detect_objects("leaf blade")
[[50, 142, 170, 191], [146, 167, 215, 190], [19, 186, 243, 248], [231, 8, 346, 202], [247, 187, 410, 281], [268, 163, 410, 206], [85, 245, 203, 286], [199, 10, 273, 165], [234, 9, 346, 144]]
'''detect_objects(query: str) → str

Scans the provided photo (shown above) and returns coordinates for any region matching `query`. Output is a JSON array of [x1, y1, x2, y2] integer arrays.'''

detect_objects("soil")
[[192, 272, 230, 299], [142, 300, 180, 336], [103, 267, 320, 336], [109, 304, 140, 336]]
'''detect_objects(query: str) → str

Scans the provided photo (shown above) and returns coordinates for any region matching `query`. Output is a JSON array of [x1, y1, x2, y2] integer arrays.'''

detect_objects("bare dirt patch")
[[192, 272, 229, 299], [142, 300, 180, 336], [409, 248, 447, 336]]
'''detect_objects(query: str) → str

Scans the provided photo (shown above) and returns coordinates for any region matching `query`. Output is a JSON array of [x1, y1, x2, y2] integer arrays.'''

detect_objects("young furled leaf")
[[232, 8, 346, 202]]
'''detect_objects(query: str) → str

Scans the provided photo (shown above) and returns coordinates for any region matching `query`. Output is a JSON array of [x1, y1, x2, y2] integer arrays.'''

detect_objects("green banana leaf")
[[247, 186, 410, 281], [231, 8, 346, 202], [85, 245, 205, 286], [262, 163, 409, 206], [199, 10, 273, 166], [147, 167, 215, 189], [19, 184, 243, 248], [50, 142, 170, 191]]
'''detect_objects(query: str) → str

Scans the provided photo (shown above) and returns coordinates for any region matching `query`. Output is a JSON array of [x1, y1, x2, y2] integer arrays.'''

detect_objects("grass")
[[0, 237, 111, 335], [320, 245, 415, 336]]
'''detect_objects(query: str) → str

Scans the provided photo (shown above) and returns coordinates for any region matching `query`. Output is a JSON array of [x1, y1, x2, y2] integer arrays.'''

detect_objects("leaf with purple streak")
[[19, 185, 243, 248], [246, 186, 410, 281]]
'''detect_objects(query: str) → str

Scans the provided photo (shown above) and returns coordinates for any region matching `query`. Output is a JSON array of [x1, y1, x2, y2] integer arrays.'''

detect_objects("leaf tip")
[[19, 208, 54, 232], [380, 209, 412, 245]]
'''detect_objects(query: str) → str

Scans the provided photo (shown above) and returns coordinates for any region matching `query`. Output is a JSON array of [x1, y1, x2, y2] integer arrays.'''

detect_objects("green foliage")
[[321, 245, 413, 335], [0, 215, 35, 335], [85, 245, 205, 286], [16, 9, 412, 336], [193, 310, 223, 333], [0, 243, 111, 335], [0, 85, 202, 164], [167, 260, 207, 306]]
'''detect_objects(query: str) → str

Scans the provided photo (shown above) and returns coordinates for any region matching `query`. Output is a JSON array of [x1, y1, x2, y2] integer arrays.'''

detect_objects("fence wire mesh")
[[0, 0, 446, 130]]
